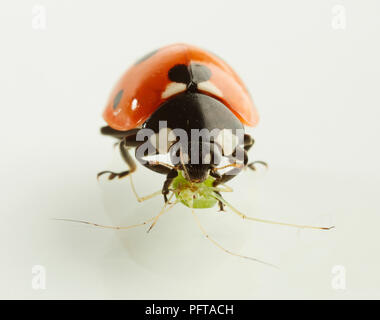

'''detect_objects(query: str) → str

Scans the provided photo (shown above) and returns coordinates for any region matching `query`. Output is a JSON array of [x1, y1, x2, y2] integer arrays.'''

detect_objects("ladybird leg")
[[138, 156, 175, 176], [212, 148, 248, 186], [100, 126, 140, 139], [162, 169, 179, 203], [209, 169, 221, 180], [97, 138, 139, 180], [134, 144, 177, 175], [243, 133, 255, 152], [243, 134, 268, 171], [212, 168, 240, 186], [247, 161, 268, 171], [209, 170, 225, 211], [146, 161, 175, 171]]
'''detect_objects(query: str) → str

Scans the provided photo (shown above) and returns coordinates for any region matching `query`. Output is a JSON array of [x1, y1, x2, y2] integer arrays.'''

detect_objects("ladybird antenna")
[[191, 207, 277, 268], [212, 193, 334, 231]]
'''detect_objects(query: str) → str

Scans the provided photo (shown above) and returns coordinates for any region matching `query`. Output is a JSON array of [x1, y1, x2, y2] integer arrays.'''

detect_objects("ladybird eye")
[[197, 81, 223, 98]]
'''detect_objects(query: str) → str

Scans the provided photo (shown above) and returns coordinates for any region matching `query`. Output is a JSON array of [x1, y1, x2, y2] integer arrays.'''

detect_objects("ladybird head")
[[169, 141, 222, 183]]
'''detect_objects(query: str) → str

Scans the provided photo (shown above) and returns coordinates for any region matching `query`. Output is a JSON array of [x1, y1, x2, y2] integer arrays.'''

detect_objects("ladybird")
[[99, 43, 262, 203], [63, 44, 332, 266]]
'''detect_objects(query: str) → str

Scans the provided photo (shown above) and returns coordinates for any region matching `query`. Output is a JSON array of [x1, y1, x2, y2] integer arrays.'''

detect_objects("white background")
[[1, 0, 379, 299]]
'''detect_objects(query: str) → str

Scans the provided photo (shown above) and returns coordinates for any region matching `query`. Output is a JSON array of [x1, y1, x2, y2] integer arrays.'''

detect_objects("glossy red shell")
[[103, 43, 259, 131]]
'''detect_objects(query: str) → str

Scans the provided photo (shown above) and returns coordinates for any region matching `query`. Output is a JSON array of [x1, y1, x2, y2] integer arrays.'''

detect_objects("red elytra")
[[103, 43, 259, 131]]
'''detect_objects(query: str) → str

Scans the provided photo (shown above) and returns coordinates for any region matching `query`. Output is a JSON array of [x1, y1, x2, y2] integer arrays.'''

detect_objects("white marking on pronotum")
[[149, 128, 177, 154], [197, 81, 223, 97], [216, 129, 238, 155], [161, 82, 187, 99]]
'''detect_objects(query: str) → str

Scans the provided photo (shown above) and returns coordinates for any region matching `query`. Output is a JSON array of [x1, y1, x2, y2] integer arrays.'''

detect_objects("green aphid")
[[170, 171, 218, 209]]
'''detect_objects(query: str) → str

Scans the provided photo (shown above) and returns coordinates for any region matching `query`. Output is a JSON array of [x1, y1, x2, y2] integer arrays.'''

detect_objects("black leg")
[[97, 138, 139, 180], [244, 133, 254, 151], [243, 133, 268, 170], [100, 126, 140, 139], [212, 147, 248, 186], [99, 128, 177, 180], [134, 140, 177, 175], [162, 169, 179, 203], [247, 160, 268, 171], [209, 170, 225, 211], [209, 170, 222, 180]]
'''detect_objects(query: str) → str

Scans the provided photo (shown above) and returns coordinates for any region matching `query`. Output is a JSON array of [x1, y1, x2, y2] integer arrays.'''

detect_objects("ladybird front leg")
[[138, 161, 175, 203], [209, 169, 227, 211], [97, 137, 139, 180], [100, 126, 140, 140], [247, 161, 268, 171], [209, 169, 222, 181], [97, 170, 131, 180], [161, 169, 178, 204], [211, 147, 247, 186], [243, 133, 254, 151], [243, 134, 268, 171]]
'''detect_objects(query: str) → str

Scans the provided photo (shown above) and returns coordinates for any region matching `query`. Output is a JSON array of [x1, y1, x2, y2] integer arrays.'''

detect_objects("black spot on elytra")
[[113, 90, 123, 109], [168, 64, 191, 83], [134, 49, 158, 65], [168, 63, 212, 86], [189, 63, 211, 83]]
